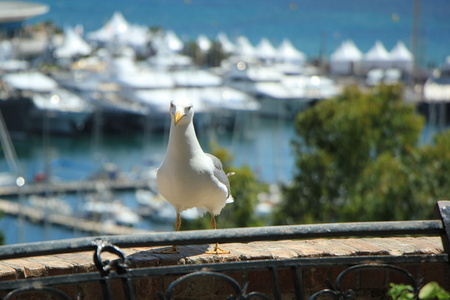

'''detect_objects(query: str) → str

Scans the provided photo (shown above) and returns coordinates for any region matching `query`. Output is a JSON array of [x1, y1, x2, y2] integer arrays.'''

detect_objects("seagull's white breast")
[[157, 153, 228, 215]]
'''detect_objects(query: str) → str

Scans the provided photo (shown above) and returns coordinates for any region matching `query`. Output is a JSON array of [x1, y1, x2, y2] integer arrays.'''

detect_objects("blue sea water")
[[0, 117, 297, 244], [29, 0, 450, 67]]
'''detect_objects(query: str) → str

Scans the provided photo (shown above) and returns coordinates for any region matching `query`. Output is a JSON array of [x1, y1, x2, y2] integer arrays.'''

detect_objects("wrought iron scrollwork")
[[309, 264, 423, 300], [4, 286, 71, 300], [158, 271, 270, 300], [93, 239, 135, 300], [93, 239, 130, 276]]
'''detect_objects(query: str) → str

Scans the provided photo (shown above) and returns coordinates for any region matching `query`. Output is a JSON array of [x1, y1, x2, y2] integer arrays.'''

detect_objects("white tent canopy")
[[235, 36, 256, 59], [389, 41, 413, 73], [105, 11, 129, 35], [54, 27, 92, 58], [87, 12, 149, 52], [329, 40, 362, 75], [277, 39, 306, 65], [256, 38, 277, 61], [363, 40, 391, 71], [164, 30, 184, 52], [197, 34, 212, 52], [87, 12, 129, 43], [217, 32, 235, 54]]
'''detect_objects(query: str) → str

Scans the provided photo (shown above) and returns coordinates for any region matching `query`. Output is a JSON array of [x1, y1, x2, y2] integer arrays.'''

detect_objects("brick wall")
[[0, 236, 447, 299]]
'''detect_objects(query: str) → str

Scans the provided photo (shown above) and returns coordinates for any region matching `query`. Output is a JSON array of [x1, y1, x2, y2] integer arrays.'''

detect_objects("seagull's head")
[[170, 98, 194, 126]]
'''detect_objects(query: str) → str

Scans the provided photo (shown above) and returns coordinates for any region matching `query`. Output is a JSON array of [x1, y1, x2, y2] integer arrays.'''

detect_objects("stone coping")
[[0, 236, 444, 280]]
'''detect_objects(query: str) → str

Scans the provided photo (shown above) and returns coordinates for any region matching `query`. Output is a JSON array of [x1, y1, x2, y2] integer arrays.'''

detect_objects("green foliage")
[[149, 26, 163, 33], [182, 40, 228, 67], [205, 41, 228, 67], [388, 283, 415, 300], [182, 144, 266, 230], [182, 41, 205, 66], [273, 84, 450, 224], [388, 282, 450, 300], [419, 282, 450, 299]]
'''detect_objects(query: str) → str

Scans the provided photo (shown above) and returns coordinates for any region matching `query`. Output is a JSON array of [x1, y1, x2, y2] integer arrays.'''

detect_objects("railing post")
[[434, 200, 450, 259]]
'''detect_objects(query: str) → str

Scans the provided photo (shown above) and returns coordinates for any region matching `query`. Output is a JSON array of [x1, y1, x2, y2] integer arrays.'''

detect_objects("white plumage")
[[156, 98, 233, 254]]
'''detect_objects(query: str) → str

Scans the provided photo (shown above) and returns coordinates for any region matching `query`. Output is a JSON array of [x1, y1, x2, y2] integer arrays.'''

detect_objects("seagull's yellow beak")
[[174, 110, 184, 125]]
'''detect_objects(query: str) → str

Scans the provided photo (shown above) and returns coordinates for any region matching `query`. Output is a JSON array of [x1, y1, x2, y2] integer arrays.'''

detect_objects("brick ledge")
[[0, 236, 444, 280]]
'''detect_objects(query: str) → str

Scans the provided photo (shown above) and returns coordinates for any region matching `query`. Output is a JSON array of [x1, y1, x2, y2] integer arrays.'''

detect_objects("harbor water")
[[0, 113, 447, 245], [0, 116, 298, 244]]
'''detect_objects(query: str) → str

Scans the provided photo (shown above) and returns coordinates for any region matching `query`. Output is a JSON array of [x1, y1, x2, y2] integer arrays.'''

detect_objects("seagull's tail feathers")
[[226, 195, 234, 204], [196, 207, 208, 216], [225, 172, 234, 204]]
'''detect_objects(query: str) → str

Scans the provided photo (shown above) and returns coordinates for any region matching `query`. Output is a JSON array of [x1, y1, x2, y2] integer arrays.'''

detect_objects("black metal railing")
[[0, 200, 448, 299]]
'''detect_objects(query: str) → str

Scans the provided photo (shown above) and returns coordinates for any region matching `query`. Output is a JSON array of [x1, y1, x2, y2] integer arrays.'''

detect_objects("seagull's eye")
[[186, 106, 192, 111], [170, 102, 174, 108]]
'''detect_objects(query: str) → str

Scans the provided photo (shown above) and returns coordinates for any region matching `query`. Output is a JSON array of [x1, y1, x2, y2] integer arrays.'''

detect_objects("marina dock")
[[0, 179, 151, 197], [0, 199, 149, 235]]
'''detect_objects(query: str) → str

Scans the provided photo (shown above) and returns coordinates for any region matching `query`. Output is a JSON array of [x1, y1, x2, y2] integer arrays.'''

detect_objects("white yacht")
[[1, 72, 93, 135], [224, 62, 306, 118]]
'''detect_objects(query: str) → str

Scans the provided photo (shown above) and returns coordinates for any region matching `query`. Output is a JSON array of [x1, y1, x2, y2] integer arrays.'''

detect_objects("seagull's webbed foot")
[[153, 214, 181, 254], [206, 243, 230, 255], [153, 245, 179, 254], [205, 215, 230, 254]]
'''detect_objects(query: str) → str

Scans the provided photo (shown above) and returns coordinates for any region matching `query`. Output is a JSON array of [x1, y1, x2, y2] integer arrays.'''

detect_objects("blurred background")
[[0, 0, 448, 244]]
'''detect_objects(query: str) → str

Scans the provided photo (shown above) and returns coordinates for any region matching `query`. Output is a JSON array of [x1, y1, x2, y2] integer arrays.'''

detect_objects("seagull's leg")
[[153, 213, 181, 254], [170, 213, 182, 252], [175, 212, 181, 231], [206, 214, 230, 254]]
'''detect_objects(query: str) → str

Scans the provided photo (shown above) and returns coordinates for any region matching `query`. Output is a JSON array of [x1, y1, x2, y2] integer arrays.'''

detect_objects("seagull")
[[156, 98, 234, 254]]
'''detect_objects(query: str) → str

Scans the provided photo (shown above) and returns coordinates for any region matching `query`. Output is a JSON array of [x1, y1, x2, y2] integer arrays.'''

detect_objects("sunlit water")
[[0, 111, 447, 245], [0, 115, 298, 244]]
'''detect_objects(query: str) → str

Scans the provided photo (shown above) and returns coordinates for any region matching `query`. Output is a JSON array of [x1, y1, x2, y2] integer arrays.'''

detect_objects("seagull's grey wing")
[[205, 153, 231, 198]]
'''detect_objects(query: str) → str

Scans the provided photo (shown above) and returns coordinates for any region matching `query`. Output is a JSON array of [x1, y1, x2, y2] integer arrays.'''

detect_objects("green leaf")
[[419, 282, 450, 299], [388, 283, 414, 300]]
